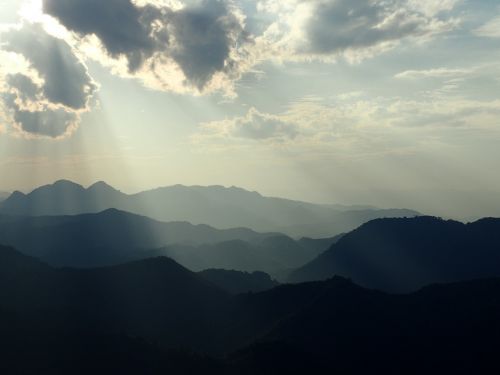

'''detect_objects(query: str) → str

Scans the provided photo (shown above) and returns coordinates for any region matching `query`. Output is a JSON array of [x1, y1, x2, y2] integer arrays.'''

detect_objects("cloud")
[[194, 78, 500, 151], [0, 23, 97, 138], [2, 94, 79, 138], [2, 24, 97, 110], [193, 99, 366, 148], [256, 0, 459, 62], [168, 1, 249, 90], [198, 107, 300, 142], [42, 0, 252, 94], [38, 0, 459, 96], [0, 0, 464, 140], [306, 0, 430, 54], [406, 0, 459, 17], [395, 67, 473, 79], [42, 0, 167, 72], [474, 16, 500, 38]]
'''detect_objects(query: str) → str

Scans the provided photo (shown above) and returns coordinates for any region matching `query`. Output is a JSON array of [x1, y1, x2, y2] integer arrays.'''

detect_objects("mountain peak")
[[8, 190, 25, 198], [26, 180, 86, 196], [289, 215, 500, 292], [52, 180, 84, 188], [88, 181, 119, 192], [98, 208, 129, 216]]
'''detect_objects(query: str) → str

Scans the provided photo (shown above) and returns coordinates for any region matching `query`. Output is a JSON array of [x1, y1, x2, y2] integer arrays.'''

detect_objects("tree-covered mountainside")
[[197, 269, 279, 294], [289, 216, 500, 292], [0, 210, 335, 278], [1, 244, 500, 374]]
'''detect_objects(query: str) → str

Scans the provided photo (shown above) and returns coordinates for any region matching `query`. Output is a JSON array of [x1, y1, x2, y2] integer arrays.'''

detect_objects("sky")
[[0, 0, 499, 219]]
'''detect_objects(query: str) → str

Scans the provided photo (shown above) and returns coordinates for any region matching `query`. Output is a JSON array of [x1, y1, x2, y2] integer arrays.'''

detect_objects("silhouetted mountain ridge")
[[126, 234, 338, 279], [0, 244, 230, 354], [1, 244, 500, 374], [0, 210, 333, 277], [0, 180, 419, 237], [289, 216, 500, 292]]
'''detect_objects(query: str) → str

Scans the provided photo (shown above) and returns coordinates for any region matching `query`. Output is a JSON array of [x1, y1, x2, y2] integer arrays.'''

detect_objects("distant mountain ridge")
[[0, 180, 419, 238], [289, 216, 500, 292], [130, 237, 332, 279]]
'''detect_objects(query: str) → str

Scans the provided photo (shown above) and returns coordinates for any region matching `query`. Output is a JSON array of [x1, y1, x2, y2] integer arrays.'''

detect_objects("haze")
[[1, 0, 499, 220]]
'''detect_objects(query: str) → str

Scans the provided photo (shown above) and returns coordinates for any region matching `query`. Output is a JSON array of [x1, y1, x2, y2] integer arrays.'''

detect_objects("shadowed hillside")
[[198, 269, 279, 294], [0, 210, 334, 278], [1, 244, 500, 374], [137, 235, 337, 279], [0, 245, 231, 354], [0, 192, 8, 203], [289, 216, 500, 292], [231, 277, 500, 375]]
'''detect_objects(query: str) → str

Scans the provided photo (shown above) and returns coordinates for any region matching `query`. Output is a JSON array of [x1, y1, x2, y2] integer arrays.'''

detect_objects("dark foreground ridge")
[[1, 244, 500, 374], [197, 269, 279, 294]]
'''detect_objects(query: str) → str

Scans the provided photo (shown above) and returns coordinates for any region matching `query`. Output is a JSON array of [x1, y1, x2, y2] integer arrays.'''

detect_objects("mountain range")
[[2, 200, 499, 290], [1, 244, 500, 374], [0, 209, 336, 278], [0, 180, 419, 238], [2, 180, 499, 374], [289, 216, 500, 292]]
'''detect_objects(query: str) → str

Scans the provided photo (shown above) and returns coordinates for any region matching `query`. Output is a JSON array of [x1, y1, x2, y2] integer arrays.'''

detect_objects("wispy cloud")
[[193, 76, 500, 153], [395, 67, 473, 79], [474, 15, 500, 38]]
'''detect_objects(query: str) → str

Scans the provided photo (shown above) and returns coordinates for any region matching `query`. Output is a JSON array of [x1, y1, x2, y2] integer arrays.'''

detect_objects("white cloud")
[[474, 15, 500, 38], [193, 78, 500, 152], [407, 0, 460, 17], [196, 107, 301, 142], [395, 67, 473, 79]]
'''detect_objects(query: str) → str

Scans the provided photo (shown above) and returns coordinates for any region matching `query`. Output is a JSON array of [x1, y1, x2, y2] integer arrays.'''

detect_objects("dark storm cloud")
[[2, 93, 78, 138], [303, 0, 437, 55], [42, 0, 167, 72], [39, 0, 455, 93], [3, 24, 97, 110], [170, 0, 246, 89], [42, 0, 248, 90], [6, 74, 39, 101], [0, 24, 96, 138]]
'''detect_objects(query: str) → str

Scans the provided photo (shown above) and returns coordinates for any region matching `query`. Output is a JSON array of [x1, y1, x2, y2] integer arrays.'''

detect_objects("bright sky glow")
[[0, 0, 499, 219]]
